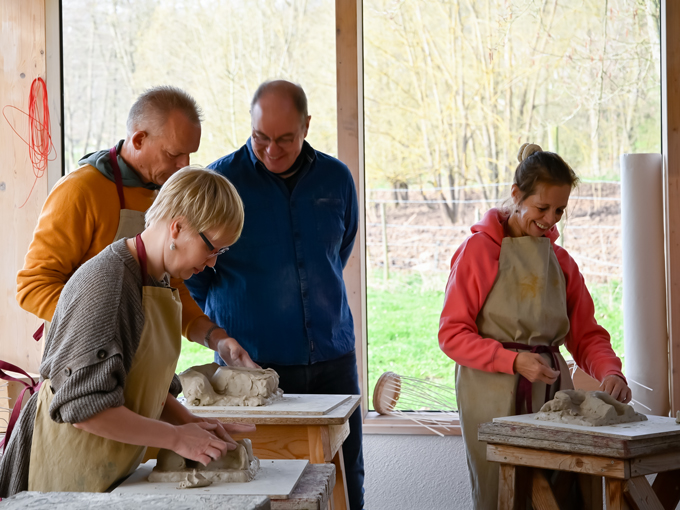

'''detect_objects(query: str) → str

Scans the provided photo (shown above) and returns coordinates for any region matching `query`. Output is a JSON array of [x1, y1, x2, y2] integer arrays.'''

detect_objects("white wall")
[[363, 434, 472, 510]]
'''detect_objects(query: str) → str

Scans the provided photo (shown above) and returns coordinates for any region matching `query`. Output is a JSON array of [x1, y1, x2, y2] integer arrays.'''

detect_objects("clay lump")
[[180, 363, 283, 407], [149, 438, 260, 487], [536, 390, 647, 427]]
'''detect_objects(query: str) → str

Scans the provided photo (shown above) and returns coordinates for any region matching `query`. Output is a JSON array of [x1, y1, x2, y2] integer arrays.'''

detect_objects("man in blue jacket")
[[186, 80, 363, 509]]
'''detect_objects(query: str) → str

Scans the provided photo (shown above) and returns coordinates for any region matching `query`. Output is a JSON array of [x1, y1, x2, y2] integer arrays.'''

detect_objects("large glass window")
[[364, 0, 661, 408], [62, 0, 338, 371], [62, 0, 337, 175]]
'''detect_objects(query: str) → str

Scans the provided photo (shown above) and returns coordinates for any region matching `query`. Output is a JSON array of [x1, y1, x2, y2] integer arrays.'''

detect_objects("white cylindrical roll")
[[621, 153, 669, 417]]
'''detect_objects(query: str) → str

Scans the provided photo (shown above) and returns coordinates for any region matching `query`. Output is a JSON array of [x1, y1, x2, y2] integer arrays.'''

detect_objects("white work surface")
[[493, 413, 680, 440], [114, 459, 308, 499], [183, 394, 352, 416]]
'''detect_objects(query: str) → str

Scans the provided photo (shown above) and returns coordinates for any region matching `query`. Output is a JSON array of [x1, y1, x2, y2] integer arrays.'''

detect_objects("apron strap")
[[0, 361, 41, 453], [32, 323, 44, 342], [135, 234, 149, 287], [109, 146, 126, 210], [502, 342, 561, 415]]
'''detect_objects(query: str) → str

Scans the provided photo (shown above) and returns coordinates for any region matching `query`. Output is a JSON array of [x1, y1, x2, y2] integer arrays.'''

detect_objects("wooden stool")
[[480, 414, 680, 510]]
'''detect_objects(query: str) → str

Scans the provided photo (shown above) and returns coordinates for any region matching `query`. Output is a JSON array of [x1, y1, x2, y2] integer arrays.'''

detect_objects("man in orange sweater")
[[17, 86, 256, 368]]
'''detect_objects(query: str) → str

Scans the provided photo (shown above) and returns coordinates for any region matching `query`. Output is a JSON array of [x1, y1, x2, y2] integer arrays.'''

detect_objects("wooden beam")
[[605, 479, 625, 510], [45, 0, 63, 190], [487, 444, 630, 479], [0, 0, 49, 373], [498, 464, 519, 510], [651, 469, 680, 509], [531, 469, 560, 510], [623, 476, 664, 510], [629, 450, 680, 476], [336, 0, 367, 415], [662, 0, 680, 416]]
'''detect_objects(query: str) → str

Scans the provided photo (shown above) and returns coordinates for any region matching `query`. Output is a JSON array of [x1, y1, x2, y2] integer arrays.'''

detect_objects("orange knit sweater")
[[16, 165, 207, 336]]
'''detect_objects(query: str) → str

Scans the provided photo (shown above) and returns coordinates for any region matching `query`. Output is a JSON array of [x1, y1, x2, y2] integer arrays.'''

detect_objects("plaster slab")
[[183, 394, 352, 416], [0, 492, 270, 509], [114, 459, 309, 499]]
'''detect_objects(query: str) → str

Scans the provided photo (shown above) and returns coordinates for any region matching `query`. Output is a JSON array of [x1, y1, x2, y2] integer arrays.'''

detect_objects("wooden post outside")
[[662, 0, 680, 415], [0, 0, 49, 373], [380, 202, 389, 280], [336, 0, 368, 414]]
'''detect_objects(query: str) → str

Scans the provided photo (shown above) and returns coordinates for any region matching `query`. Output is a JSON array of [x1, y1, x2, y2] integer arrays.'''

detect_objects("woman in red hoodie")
[[439, 143, 631, 509]]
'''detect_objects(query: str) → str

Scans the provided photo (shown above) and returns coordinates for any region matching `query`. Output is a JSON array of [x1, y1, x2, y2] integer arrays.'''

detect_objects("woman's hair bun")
[[517, 143, 543, 163]]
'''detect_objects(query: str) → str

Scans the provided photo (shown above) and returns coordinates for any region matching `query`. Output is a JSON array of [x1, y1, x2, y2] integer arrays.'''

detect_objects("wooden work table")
[[190, 395, 361, 510], [480, 414, 680, 510]]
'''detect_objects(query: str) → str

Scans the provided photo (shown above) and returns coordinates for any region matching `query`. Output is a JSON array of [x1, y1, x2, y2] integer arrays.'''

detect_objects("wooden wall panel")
[[336, 0, 368, 414], [663, 0, 680, 415], [0, 0, 48, 372]]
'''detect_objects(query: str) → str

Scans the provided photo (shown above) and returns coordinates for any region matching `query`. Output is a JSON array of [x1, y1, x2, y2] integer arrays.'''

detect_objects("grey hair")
[[250, 80, 308, 121], [126, 86, 203, 136]]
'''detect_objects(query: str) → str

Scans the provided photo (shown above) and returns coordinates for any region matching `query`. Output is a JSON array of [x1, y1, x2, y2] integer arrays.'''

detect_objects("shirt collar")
[[246, 138, 316, 173]]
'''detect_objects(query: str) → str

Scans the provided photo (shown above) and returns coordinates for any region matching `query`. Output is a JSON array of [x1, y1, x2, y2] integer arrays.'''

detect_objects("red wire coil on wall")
[[3, 77, 56, 208]]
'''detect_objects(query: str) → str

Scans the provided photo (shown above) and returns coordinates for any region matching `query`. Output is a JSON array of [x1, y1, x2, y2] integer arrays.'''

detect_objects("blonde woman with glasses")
[[0, 166, 255, 497]]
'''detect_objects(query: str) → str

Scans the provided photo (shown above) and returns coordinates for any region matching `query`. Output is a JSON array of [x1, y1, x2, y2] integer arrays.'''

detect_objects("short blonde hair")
[[146, 166, 244, 244]]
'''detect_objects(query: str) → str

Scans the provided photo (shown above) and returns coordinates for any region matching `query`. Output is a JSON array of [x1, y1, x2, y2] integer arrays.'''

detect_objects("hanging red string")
[[2, 77, 57, 208]]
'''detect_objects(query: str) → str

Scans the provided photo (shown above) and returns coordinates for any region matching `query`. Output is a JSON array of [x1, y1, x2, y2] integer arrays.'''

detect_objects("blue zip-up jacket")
[[185, 139, 359, 365]]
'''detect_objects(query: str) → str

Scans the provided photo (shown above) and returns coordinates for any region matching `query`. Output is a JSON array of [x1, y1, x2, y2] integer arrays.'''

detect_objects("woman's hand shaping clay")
[[513, 352, 560, 384], [172, 421, 229, 466], [193, 417, 256, 446], [599, 374, 632, 404]]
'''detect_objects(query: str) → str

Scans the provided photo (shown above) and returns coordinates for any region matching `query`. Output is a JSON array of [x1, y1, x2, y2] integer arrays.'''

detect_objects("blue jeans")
[[216, 350, 365, 509]]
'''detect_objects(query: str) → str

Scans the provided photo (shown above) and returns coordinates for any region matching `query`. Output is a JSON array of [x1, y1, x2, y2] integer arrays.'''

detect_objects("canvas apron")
[[456, 235, 573, 510], [28, 234, 182, 492], [40, 146, 146, 341]]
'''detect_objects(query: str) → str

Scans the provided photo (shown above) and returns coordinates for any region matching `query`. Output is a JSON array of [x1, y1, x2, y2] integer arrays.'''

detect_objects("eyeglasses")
[[251, 129, 299, 149], [199, 232, 229, 257]]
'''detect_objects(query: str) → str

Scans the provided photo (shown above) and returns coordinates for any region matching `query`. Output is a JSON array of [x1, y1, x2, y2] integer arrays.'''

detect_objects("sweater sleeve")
[[43, 247, 145, 424], [16, 176, 97, 322], [438, 234, 518, 374], [555, 246, 625, 382]]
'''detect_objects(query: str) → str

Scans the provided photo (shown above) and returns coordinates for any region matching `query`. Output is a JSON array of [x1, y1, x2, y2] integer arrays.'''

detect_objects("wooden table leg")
[[623, 476, 664, 510], [331, 447, 349, 510], [498, 464, 532, 510], [605, 479, 624, 510], [532, 469, 560, 510], [652, 469, 680, 510], [308, 425, 348, 510], [498, 464, 517, 510]]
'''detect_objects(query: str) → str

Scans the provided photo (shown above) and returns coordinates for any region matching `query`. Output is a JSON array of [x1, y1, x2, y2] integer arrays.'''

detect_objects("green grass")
[[177, 338, 214, 374]]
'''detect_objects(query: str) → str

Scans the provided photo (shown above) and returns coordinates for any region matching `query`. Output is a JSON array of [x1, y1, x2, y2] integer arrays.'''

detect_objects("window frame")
[[340, 0, 678, 434]]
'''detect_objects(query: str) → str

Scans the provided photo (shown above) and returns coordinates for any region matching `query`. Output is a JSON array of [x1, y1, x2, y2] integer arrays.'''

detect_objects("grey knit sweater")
[[0, 239, 182, 497]]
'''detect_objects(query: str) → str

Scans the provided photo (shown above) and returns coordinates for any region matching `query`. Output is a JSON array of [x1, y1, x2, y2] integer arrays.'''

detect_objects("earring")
[[170, 242, 176, 251]]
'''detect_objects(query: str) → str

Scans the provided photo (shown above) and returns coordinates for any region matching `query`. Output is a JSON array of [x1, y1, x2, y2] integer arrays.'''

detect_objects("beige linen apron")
[[42, 146, 145, 340], [28, 235, 181, 492], [456, 235, 573, 510]]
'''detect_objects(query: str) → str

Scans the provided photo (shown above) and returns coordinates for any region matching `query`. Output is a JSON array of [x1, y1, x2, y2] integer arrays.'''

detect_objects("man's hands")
[[216, 336, 260, 368], [599, 374, 632, 404], [513, 352, 560, 385]]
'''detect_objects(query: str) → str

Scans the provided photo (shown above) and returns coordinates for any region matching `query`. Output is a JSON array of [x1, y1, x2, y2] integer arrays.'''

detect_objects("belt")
[[501, 342, 561, 415]]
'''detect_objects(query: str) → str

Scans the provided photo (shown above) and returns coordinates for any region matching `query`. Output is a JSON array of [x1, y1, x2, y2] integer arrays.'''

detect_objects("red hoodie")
[[438, 208, 624, 382]]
